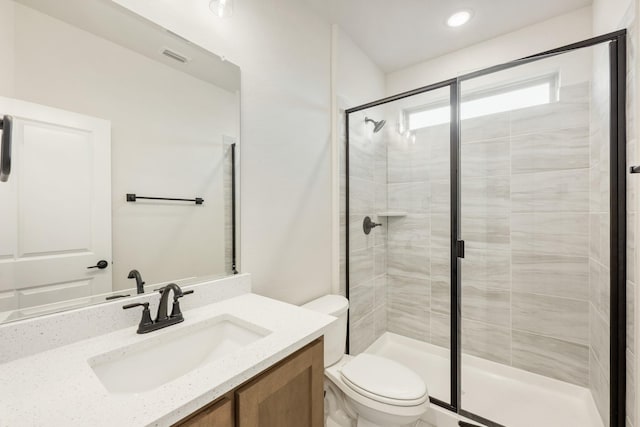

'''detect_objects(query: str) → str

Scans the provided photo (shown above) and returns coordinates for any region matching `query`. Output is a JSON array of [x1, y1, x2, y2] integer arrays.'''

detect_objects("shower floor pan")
[[365, 332, 604, 427]]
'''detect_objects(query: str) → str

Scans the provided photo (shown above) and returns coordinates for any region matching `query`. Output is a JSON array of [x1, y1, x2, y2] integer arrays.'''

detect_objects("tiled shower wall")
[[343, 108, 389, 354], [383, 81, 595, 388]]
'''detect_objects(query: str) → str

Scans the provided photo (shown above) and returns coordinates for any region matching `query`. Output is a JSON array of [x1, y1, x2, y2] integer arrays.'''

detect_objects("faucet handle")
[[123, 302, 148, 310], [170, 290, 194, 319], [177, 289, 194, 300], [123, 302, 154, 333]]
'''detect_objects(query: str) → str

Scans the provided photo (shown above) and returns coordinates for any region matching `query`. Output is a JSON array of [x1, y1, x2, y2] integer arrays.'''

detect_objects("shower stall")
[[342, 31, 627, 427]]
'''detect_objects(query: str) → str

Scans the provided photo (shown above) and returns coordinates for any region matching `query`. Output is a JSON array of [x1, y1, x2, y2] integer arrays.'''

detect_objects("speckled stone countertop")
[[0, 293, 335, 427]]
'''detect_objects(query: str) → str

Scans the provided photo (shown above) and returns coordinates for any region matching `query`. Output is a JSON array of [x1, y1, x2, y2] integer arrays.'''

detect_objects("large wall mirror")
[[0, 0, 241, 323]]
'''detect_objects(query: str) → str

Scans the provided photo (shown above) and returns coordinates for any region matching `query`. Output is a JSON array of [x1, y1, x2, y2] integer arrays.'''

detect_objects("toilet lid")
[[340, 354, 427, 404]]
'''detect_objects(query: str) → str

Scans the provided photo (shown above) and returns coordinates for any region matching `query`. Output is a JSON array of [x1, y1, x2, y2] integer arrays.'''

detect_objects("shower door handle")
[[456, 240, 465, 258], [0, 115, 13, 183]]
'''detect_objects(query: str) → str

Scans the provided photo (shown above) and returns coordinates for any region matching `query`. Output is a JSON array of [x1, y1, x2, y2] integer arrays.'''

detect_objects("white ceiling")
[[304, 0, 592, 72]]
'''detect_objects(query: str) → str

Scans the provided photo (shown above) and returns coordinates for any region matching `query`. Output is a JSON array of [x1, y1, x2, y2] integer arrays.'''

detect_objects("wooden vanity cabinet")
[[175, 394, 234, 427], [174, 338, 324, 427]]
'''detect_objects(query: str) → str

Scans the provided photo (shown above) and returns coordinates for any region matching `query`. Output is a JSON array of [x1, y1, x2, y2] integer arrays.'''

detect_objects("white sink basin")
[[89, 315, 271, 394]]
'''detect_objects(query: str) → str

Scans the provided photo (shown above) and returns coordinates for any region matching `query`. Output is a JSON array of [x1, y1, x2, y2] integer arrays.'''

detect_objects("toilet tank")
[[302, 295, 349, 367]]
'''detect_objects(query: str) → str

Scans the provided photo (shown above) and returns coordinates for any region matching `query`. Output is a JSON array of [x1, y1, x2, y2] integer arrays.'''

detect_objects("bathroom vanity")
[[0, 276, 335, 427], [175, 339, 323, 427]]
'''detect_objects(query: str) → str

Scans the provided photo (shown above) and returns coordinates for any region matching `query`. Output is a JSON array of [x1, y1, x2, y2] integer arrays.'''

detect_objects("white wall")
[[387, 7, 593, 95], [3, 2, 238, 290], [111, 0, 333, 304], [334, 27, 385, 107], [0, 0, 14, 97], [593, 0, 633, 33]]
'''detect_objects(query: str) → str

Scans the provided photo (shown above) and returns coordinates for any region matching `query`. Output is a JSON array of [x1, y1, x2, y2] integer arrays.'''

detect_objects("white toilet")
[[302, 295, 429, 427]]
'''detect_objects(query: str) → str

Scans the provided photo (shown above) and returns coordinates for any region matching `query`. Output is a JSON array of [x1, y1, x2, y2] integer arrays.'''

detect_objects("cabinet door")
[[175, 395, 234, 427], [236, 339, 324, 427]]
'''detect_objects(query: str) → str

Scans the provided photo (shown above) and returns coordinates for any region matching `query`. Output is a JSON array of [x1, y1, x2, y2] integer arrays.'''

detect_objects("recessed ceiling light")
[[447, 10, 472, 27], [209, 0, 233, 18]]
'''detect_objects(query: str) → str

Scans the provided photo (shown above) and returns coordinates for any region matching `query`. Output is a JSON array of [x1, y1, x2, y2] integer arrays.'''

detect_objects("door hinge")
[[456, 240, 465, 258]]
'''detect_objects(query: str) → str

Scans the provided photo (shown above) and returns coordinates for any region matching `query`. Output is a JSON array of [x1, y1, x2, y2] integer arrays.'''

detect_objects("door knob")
[[87, 260, 109, 269]]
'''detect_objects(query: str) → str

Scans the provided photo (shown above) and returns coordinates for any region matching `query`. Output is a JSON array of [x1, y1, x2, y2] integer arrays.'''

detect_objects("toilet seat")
[[340, 354, 428, 407]]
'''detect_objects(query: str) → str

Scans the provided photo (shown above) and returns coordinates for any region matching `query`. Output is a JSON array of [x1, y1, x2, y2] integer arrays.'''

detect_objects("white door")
[[0, 97, 111, 313]]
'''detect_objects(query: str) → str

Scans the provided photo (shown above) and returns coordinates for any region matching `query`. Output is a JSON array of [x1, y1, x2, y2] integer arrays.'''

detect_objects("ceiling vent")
[[161, 48, 189, 64]]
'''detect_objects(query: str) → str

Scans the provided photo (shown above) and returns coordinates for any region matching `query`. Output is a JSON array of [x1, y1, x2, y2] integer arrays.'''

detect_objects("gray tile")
[[460, 112, 510, 143], [512, 252, 589, 300], [387, 140, 429, 184], [388, 214, 430, 246], [374, 246, 387, 277], [388, 182, 430, 213], [415, 122, 449, 143], [349, 247, 373, 287], [461, 175, 510, 216], [511, 127, 589, 174], [375, 182, 387, 212], [461, 138, 510, 177], [628, 281, 635, 355], [462, 214, 510, 252], [430, 179, 450, 214], [627, 348, 636, 427], [349, 215, 375, 251], [388, 274, 430, 311], [462, 284, 510, 326], [387, 276, 429, 342], [512, 330, 588, 386], [590, 259, 604, 313], [348, 135, 375, 181], [628, 212, 636, 285], [591, 213, 602, 262], [512, 292, 589, 345], [430, 312, 450, 348], [387, 242, 430, 279], [374, 275, 387, 309], [511, 213, 589, 257], [430, 251, 450, 315], [511, 169, 589, 213], [428, 131, 451, 181], [560, 82, 589, 104], [374, 305, 387, 339], [590, 349, 611, 426], [462, 319, 511, 364], [350, 280, 374, 324], [350, 176, 374, 214], [430, 278, 450, 315], [350, 312, 375, 355], [590, 304, 610, 378], [510, 99, 589, 136], [430, 214, 450, 249], [461, 248, 511, 289]]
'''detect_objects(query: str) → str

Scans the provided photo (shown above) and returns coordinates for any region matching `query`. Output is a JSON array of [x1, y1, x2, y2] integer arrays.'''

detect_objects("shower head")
[[365, 117, 386, 133]]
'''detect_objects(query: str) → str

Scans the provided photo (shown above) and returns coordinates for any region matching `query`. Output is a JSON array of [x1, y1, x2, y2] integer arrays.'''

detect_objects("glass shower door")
[[459, 43, 614, 427], [345, 83, 454, 405]]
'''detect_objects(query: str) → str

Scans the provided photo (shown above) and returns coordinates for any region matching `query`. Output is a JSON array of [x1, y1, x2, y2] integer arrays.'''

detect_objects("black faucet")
[[127, 269, 145, 294], [123, 283, 194, 334]]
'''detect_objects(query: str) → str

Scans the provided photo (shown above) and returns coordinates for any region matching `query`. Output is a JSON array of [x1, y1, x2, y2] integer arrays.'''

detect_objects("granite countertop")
[[0, 293, 335, 427]]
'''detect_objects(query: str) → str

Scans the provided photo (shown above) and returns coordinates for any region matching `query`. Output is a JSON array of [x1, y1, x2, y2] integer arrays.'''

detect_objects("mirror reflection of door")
[[0, 96, 111, 318]]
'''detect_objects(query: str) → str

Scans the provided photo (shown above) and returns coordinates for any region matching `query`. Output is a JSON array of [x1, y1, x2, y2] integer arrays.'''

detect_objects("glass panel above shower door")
[[459, 44, 611, 427], [345, 85, 454, 404]]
